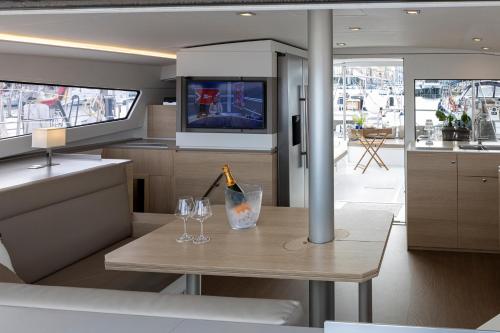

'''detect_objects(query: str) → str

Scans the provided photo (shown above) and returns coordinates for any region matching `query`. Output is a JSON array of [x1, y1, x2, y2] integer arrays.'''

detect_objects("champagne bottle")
[[222, 164, 244, 193], [222, 164, 250, 213]]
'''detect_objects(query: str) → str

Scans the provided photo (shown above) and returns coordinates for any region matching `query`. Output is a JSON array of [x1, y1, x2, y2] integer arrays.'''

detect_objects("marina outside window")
[[415, 80, 500, 140], [333, 62, 404, 140], [0, 81, 139, 139]]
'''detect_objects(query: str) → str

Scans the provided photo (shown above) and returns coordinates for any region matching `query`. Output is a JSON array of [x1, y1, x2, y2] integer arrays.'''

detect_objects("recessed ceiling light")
[[337, 42, 347, 47], [472, 37, 482, 42], [238, 12, 256, 17], [349, 27, 362, 31], [0, 32, 176, 59], [481, 47, 490, 51], [404, 9, 421, 15]]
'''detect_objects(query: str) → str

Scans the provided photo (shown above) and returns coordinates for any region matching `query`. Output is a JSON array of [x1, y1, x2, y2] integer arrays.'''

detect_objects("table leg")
[[186, 274, 201, 295], [309, 280, 335, 328], [358, 279, 372, 323]]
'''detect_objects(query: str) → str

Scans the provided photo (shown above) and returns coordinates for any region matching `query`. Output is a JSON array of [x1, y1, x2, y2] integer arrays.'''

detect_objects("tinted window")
[[0, 81, 139, 139]]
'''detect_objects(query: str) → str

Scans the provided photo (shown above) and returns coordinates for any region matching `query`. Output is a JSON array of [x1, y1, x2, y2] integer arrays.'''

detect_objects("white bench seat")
[[0, 283, 303, 326]]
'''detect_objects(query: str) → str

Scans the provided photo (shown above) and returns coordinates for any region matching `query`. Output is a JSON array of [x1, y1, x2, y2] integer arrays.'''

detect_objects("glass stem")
[[183, 217, 188, 234], [200, 219, 205, 237]]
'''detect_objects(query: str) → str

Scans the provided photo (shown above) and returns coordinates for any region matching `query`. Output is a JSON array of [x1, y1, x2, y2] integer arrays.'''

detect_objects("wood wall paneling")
[[149, 175, 173, 214], [147, 105, 177, 138], [173, 150, 277, 206]]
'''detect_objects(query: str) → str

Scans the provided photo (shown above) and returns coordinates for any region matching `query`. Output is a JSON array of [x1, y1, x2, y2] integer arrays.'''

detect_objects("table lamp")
[[29, 127, 66, 169]]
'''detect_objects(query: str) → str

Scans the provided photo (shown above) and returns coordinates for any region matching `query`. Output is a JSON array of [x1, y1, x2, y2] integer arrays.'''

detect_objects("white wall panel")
[[176, 132, 276, 150], [177, 40, 305, 78]]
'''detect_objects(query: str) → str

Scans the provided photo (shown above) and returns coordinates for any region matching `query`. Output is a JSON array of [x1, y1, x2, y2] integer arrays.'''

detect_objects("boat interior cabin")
[[0, 1, 498, 333]]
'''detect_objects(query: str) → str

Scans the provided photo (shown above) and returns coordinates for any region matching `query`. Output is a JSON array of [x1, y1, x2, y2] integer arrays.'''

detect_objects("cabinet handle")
[[450, 161, 456, 164], [482, 178, 487, 183]]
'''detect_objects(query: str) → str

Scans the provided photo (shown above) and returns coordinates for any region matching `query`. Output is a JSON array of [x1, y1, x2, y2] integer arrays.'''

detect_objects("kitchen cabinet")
[[103, 147, 278, 214], [407, 150, 500, 252], [103, 148, 175, 214], [407, 152, 458, 249], [173, 150, 277, 206], [458, 176, 499, 250], [458, 153, 500, 178]]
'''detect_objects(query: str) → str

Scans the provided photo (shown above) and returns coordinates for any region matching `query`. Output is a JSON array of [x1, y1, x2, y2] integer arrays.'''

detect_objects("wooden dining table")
[[105, 205, 393, 327]]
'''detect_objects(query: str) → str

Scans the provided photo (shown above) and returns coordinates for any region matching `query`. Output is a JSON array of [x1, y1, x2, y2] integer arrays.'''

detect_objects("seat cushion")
[[0, 264, 24, 284], [36, 238, 179, 292], [0, 238, 14, 272], [0, 282, 303, 326], [479, 314, 500, 331], [0, 183, 132, 283]]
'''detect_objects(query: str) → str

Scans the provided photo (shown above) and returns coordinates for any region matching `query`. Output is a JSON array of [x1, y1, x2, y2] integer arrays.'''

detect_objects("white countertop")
[[0, 154, 130, 193], [408, 140, 500, 154]]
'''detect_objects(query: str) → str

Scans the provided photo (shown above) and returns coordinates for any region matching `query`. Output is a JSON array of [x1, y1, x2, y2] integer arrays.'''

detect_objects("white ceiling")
[[0, 6, 499, 65]]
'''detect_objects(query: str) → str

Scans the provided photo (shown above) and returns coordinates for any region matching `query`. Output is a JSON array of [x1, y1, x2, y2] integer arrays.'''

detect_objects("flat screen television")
[[185, 79, 266, 130]]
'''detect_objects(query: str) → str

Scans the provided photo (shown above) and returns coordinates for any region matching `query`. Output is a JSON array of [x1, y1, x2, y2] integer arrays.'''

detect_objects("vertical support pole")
[[308, 9, 334, 328], [309, 280, 335, 327], [471, 80, 477, 141], [186, 274, 201, 295], [307, 9, 334, 244], [358, 280, 373, 323]]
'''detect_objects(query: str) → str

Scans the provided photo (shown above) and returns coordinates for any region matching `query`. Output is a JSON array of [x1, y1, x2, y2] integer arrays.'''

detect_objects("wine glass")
[[192, 197, 212, 245], [175, 197, 194, 243]]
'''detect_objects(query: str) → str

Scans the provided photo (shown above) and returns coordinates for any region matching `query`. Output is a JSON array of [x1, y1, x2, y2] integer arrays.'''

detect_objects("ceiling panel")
[[0, 6, 497, 64]]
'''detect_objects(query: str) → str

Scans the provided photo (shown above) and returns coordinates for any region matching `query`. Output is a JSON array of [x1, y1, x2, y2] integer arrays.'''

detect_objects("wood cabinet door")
[[458, 176, 499, 250], [458, 153, 500, 178], [407, 152, 458, 248]]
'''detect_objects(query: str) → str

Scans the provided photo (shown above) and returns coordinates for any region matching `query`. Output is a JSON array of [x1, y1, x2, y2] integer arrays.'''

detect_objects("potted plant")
[[436, 110, 455, 141], [455, 112, 471, 141], [352, 113, 366, 129]]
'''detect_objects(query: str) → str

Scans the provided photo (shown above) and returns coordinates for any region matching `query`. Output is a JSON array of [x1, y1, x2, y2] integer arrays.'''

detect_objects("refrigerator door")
[[277, 54, 308, 208]]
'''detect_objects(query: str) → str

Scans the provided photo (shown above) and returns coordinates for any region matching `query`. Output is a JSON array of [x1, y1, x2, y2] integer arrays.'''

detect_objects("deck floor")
[[203, 225, 500, 329], [335, 148, 406, 222]]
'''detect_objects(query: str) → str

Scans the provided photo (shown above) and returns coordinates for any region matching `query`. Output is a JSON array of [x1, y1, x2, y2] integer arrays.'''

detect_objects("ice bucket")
[[224, 184, 263, 230]]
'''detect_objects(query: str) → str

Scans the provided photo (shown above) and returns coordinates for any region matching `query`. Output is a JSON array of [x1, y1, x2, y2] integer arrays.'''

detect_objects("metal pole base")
[[359, 280, 373, 323], [29, 149, 59, 169], [186, 274, 201, 295], [309, 280, 334, 328], [28, 163, 59, 169]]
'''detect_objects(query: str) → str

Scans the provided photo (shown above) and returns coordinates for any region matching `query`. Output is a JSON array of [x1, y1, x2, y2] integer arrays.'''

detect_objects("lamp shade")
[[32, 127, 66, 149]]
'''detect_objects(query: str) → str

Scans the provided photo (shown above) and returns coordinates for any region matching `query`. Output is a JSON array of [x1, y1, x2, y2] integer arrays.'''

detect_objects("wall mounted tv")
[[184, 79, 266, 130]]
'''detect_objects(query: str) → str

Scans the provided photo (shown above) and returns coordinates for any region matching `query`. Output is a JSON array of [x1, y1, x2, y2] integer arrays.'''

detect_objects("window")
[[415, 80, 500, 139], [333, 62, 404, 138], [0, 81, 139, 139], [478, 84, 495, 98]]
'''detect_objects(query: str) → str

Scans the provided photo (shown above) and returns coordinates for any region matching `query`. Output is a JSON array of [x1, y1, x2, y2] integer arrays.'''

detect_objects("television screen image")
[[185, 80, 266, 129]]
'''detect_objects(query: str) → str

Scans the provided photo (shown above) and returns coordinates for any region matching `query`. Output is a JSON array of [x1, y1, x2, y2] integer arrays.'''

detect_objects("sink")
[[483, 145, 500, 150], [459, 143, 500, 151], [458, 144, 486, 150]]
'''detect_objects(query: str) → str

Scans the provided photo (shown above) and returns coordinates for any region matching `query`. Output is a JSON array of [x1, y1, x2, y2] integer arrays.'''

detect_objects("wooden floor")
[[203, 225, 500, 329]]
